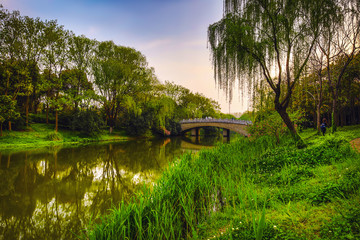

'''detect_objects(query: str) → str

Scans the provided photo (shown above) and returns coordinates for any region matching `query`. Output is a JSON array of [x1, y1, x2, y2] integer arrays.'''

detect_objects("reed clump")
[[86, 130, 360, 239]]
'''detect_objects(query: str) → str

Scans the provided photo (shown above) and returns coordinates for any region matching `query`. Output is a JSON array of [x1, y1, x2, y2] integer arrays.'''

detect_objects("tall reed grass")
[[85, 133, 360, 239]]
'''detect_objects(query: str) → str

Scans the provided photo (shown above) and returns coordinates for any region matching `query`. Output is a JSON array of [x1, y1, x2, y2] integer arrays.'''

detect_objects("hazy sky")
[[2, 0, 249, 113]]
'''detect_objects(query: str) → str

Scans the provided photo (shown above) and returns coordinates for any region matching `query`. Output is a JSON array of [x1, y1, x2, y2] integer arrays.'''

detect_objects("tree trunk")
[[55, 111, 58, 132], [46, 103, 49, 124], [331, 96, 338, 133], [31, 87, 37, 114], [275, 103, 305, 148], [7, 155, 10, 168], [8, 121, 12, 131], [316, 102, 321, 134], [26, 95, 29, 127], [316, 74, 323, 134], [108, 116, 115, 134], [351, 99, 356, 125], [340, 107, 345, 127]]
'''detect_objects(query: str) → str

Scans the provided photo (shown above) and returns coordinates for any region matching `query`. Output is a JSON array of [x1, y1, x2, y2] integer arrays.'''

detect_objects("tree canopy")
[[208, 0, 349, 143], [0, 5, 222, 136]]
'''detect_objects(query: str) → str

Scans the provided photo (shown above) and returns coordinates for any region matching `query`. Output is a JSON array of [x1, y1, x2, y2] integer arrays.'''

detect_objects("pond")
[[0, 135, 228, 239]]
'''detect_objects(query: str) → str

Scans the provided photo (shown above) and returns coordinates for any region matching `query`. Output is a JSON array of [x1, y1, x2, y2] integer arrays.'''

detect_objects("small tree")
[[0, 95, 19, 136]]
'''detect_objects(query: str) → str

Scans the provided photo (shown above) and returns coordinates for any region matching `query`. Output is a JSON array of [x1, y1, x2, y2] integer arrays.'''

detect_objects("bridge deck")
[[179, 118, 252, 136], [179, 119, 252, 125]]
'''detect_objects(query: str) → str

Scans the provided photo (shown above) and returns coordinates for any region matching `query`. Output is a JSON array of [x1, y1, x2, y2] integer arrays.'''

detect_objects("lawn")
[[0, 123, 128, 151]]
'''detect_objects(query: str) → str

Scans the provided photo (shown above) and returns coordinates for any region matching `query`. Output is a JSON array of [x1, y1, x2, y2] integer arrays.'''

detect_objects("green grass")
[[0, 123, 128, 151], [84, 126, 360, 239]]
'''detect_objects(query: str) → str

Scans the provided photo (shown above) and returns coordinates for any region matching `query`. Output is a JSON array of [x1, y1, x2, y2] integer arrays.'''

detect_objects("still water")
[[0, 136, 226, 239]]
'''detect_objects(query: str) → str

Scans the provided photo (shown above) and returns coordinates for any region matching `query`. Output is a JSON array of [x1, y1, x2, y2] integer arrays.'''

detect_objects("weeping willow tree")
[[208, 0, 338, 144]]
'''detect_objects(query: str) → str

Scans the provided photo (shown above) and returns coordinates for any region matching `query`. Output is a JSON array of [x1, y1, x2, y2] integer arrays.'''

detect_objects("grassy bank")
[[0, 123, 128, 150], [85, 126, 360, 239]]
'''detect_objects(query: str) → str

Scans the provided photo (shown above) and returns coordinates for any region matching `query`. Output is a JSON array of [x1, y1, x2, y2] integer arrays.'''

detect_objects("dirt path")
[[350, 138, 360, 152]]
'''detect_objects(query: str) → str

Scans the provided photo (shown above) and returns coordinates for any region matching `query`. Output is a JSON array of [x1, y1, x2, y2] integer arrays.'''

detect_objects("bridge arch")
[[179, 119, 251, 136]]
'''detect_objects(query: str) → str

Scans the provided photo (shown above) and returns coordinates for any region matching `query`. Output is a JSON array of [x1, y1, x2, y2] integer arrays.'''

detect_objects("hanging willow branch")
[[208, 0, 339, 142]]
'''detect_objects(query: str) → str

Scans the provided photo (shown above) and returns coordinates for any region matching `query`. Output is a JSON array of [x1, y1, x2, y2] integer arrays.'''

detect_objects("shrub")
[[47, 131, 62, 141], [10, 115, 26, 130], [59, 110, 105, 135], [71, 110, 105, 135], [30, 113, 55, 124], [249, 110, 304, 143]]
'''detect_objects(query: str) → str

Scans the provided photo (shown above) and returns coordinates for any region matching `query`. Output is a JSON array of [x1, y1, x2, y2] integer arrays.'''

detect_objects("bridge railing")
[[179, 118, 252, 125]]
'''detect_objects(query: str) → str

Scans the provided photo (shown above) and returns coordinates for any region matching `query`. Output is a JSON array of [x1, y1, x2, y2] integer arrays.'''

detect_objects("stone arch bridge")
[[179, 119, 251, 137]]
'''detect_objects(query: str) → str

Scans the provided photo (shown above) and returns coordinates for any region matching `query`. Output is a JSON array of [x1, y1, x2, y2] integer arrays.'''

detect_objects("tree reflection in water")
[[0, 137, 186, 239]]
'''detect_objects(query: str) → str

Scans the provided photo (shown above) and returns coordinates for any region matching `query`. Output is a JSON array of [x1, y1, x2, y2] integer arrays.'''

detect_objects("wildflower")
[[273, 225, 277, 229], [232, 228, 235, 230], [236, 227, 239, 230], [239, 221, 242, 224]]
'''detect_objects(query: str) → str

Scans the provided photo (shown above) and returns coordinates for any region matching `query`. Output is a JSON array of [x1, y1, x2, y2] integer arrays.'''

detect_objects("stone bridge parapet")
[[179, 119, 252, 136]]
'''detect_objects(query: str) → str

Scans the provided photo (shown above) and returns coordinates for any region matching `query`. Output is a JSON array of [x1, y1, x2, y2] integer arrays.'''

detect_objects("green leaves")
[[0, 95, 19, 124]]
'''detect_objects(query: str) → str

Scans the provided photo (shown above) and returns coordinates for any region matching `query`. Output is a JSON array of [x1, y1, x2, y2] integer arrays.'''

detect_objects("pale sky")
[[2, 0, 249, 114]]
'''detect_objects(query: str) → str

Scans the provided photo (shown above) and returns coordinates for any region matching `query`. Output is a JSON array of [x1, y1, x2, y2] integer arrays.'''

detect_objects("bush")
[[249, 110, 304, 143], [125, 114, 152, 136], [165, 119, 181, 136], [30, 113, 55, 124], [47, 131, 62, 141], [71, 110, 105, 135], [59, 110, 105, 135], [10, 115, 26, 130]]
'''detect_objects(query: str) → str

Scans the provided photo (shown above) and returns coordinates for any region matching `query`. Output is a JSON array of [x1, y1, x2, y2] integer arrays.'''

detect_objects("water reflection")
[[0, 136, 222, 239]]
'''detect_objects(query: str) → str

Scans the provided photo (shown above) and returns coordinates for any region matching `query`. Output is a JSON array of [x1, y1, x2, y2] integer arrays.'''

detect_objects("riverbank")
[[85, 125, 360, 239], [0, 123, 129, 150]]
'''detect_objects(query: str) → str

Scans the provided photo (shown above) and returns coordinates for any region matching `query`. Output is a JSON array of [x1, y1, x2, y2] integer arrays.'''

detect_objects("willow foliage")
[[208, 0, 339, 140], [209, 0, 338, 101]]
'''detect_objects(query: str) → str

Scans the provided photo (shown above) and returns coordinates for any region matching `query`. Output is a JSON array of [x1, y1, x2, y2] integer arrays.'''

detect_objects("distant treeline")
[[247, 51, 360, 135], [0, 5, 229, 136]]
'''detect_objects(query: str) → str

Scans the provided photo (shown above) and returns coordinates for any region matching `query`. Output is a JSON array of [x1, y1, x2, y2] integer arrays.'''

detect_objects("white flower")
[[273, 225, 277, 229]]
